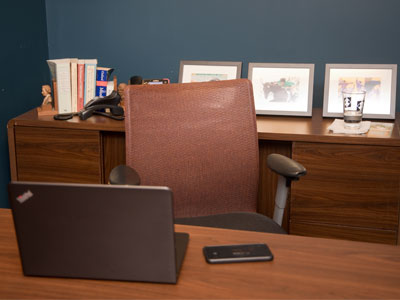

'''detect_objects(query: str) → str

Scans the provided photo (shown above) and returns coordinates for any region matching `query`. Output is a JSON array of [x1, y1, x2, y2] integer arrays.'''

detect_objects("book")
[[84, 59, 98, 105], [47, 58, 73, 114], [70, 58, 78, 112], [77, 60, 85, 111], [106, 80, 115, 96], [95, 67, 114, 97]]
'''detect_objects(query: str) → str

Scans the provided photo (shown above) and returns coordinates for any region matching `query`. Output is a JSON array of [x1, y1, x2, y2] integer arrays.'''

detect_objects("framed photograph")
[[248, 63, 314, 116], [178, 60, 242, 83], [323, 64, 397, 119]]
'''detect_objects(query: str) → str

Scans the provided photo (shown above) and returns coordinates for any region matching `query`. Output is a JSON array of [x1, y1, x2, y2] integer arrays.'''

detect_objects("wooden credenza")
[[7, 108, 400, 245]]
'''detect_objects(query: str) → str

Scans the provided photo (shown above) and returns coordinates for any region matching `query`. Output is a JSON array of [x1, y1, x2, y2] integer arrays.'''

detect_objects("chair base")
[[175, 212, 286, 234]]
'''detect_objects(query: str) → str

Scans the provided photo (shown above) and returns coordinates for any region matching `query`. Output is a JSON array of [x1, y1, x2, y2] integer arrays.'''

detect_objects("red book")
[[77, 60, 85, 111]]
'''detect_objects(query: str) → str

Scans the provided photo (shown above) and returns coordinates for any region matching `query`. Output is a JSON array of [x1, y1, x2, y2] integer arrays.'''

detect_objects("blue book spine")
[[96, 86, 107, 97], [95, 69, 109, 97]]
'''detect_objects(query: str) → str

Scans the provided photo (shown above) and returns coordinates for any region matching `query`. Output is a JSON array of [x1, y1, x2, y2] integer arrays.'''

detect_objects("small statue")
[[37, 84, 53, 115], [39, 85, 53, 112], [117, 83, 127, 108], [41, 85, 52, 105]]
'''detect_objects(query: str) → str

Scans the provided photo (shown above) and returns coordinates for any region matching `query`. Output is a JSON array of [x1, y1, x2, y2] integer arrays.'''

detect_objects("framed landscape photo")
[[178, 60, 242, 83], [248, 63, 314, 116], [323, 64, 397, 119]]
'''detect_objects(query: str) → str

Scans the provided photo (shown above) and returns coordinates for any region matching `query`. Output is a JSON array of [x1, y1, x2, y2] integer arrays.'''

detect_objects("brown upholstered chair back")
[[124, 79, 259, 218]]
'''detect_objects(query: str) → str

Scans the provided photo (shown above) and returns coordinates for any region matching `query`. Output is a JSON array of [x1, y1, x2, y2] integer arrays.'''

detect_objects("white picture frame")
[[178, 60, 242, 83], [323, 64, 397, 119], [248, 63, 314, 116]]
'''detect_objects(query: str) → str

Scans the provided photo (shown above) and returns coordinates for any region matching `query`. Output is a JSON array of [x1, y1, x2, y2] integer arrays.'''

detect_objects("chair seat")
[[175, 212, 286, 234]]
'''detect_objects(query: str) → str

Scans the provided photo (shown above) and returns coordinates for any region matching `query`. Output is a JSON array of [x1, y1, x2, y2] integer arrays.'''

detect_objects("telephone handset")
[[80, 91, 124, 120], [54, 91, 124, 121]]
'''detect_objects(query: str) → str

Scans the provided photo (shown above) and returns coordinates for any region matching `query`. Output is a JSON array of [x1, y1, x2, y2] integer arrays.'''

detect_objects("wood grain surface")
[[256, 108, 400, 146], [290, 221, 397, 244], [0, 208, 399, 299], [7, 119, 18, 181], [291, 142, 400, 244], [15, 126, 102, 184], [102, 132, 126, 183], [12, 109, 125, 132]]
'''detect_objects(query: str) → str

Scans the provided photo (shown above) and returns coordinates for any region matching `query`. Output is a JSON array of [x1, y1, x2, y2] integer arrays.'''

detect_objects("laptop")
[[8, 181, 189, 284]]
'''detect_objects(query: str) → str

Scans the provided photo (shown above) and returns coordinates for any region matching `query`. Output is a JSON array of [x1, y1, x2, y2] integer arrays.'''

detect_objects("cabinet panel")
[[15, 127, 101, 183], [258, 140, 291, 230], [102, 132, 126, 183], [291, 142, 400, 242]]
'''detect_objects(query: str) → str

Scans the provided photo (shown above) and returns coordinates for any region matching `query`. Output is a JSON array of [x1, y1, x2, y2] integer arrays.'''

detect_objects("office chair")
[[109, 79, 306, 234]]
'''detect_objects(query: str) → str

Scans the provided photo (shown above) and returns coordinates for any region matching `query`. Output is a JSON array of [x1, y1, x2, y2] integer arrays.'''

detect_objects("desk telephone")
[[54, 91, 124, 121]]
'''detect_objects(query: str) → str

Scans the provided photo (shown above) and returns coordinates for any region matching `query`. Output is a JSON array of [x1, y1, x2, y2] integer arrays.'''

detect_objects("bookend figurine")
[[117, 83, 127, 108], [37, 85, 56, 115], [117, 76, 143, 108]]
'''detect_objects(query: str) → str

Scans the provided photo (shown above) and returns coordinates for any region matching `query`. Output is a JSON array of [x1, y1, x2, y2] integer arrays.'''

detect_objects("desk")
[[7, 108, 400, 244], [0, 208, 399, 299]]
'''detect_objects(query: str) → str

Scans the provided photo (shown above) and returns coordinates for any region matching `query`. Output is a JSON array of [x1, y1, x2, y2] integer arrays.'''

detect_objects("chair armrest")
[[267, 154, 306, 181], [108, 165, 141, 185]]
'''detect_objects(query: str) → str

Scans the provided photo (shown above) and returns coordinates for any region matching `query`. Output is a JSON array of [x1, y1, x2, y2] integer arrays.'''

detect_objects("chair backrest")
[[124, 79, 259, 218]]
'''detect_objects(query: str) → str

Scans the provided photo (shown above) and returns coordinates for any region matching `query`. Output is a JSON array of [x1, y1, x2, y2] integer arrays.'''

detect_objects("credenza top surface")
[[8, 108, 400, 146], [8, 109, 126, 132], [257, 108, 400, 146]]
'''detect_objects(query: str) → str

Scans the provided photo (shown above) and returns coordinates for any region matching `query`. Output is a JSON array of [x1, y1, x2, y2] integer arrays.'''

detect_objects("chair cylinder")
[[272, 175, 289, 226]]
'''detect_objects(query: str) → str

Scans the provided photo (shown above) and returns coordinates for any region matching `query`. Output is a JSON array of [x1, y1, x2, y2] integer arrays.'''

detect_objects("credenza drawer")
[[15, 126, 102, 184], [290, 142, 400, 244]]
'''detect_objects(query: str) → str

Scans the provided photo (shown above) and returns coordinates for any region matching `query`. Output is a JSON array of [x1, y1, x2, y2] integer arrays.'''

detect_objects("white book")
[[47, 59, 72, 114], [84, 59, 98, 104], [106, 81, 114, 96], [70, 58, 78, 112]]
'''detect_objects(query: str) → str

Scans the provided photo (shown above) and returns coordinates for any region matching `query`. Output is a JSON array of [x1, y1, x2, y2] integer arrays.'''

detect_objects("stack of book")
[[47, 58, 114, 113]]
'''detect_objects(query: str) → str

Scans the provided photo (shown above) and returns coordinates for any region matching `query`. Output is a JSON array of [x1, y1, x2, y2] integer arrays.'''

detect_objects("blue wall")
[[0, 1, 49, 208], [1, 0, 400, 207], [46, 0, 400, 109]]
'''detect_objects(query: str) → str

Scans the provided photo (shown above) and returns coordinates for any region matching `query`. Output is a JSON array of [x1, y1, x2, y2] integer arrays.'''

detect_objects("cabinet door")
[[258, 140, 291, 230], [101, 131, 126, 183], [290, 142, 400, 244], [15, 127, 102, 183]]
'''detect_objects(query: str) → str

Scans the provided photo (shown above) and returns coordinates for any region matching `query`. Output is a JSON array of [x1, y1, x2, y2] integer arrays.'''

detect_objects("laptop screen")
[[8, 181, 188, 284]]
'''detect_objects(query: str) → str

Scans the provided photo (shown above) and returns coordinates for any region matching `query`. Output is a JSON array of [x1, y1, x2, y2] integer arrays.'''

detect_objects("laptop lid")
[[8, 181, 189, 284]]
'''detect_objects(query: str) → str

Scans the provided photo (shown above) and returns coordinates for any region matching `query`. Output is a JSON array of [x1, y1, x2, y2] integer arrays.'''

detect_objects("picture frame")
[[178, 60, 242, 83], [323, 64, 397, 119], [248, 63, 314, 116]]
